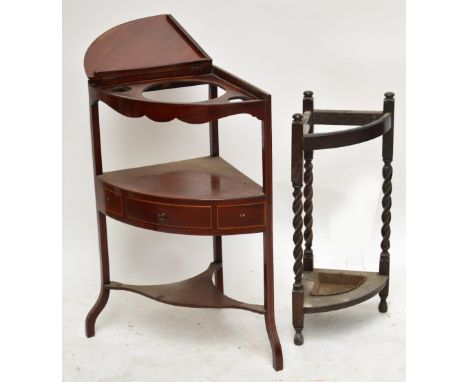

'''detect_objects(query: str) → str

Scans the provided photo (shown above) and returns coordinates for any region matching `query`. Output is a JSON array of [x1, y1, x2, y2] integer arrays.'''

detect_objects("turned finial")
[[385, 91, 395, 99], [303, 90, 313, 98], [293, 113, 303, 122]]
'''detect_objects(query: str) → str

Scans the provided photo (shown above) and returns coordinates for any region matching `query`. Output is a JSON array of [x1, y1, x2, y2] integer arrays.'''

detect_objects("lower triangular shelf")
[[303, 268, 388, 314], [105, 262, 265, 314]]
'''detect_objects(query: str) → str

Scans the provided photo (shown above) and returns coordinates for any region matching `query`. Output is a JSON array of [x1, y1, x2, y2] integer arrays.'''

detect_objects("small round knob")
[[239, 213, 246, 218], [385, 91, 395, 99], [157, 212, 167, 221], [106, 196, 111, 202], [292, 113, 303, 122], [303, 90, 313, 97]]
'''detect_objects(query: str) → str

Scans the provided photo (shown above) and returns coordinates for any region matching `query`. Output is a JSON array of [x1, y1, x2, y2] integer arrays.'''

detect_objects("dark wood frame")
[[84, 15, 283, 371], [291, 91, 395, 345]]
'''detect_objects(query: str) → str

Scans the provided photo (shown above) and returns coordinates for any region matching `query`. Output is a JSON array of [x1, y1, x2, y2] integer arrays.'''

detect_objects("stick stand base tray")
[[303, 269, 388, 314]]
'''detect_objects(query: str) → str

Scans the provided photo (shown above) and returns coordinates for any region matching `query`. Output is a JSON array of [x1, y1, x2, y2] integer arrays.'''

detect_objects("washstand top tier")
[[84, 14, 212, 82], [84, 15, 269, 122]]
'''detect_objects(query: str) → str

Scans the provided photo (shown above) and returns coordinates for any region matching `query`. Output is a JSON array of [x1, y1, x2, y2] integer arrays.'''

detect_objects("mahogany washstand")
[[291, 91, 395, 345], [84, 15, 283, 370]]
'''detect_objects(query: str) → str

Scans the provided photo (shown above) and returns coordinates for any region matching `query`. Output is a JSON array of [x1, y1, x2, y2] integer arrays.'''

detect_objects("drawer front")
[[125, 197, 212, 229], [217, 203, 265, 229], [103, 187, 123, 216]]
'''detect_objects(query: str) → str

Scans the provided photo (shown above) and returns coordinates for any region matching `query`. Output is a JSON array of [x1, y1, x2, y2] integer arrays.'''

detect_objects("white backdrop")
[[63, 1, 405, 381]]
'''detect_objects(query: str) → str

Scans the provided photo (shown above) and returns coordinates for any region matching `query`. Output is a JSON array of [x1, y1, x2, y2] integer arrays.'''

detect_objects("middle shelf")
[[95, 156, 267, 235]]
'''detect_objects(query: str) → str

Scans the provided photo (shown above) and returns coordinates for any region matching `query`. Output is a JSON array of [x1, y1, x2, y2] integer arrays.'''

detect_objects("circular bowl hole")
[[111, 86, 132, 93], [142, 81, 226, 103], [228, 96, 248, 102]]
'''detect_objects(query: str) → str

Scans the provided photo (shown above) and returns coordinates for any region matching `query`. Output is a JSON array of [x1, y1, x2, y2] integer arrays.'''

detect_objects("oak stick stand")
[[291, 90, 395, 345]]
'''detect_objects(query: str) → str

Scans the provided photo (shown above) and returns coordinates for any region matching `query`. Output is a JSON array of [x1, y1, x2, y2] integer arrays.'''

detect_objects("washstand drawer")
[[125, 197, 212, 229], [103, 187, 123, 216], [217, 203, 265, 229]]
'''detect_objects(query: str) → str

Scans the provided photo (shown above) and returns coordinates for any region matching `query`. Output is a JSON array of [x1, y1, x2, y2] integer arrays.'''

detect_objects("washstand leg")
[[212, 236, 224, 292], [263, 231, 283, 371], [85, 212, 110, 337], [208, 84, 224, 294]]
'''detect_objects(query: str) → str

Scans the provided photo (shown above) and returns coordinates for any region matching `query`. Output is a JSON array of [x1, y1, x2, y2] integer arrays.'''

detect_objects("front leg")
[[263, 231, 283, 371], [85, 212, 110, 337], [212, 236, 223, 292]]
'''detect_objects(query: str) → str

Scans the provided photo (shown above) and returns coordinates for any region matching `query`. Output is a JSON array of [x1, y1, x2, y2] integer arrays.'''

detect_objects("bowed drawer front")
[[217, 203, 265, 229], [125, 197, 213, 229]]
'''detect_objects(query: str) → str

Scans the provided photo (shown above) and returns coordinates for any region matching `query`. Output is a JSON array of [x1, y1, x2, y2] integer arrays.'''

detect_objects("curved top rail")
[[313, 109, 384, 126], [303, 113, 392, 150]]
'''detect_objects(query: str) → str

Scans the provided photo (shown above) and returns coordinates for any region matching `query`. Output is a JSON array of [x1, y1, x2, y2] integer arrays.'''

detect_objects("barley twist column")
[[291, 112, 305, 345], [302, 90, 314, 271], [292, 185, 304, 287], [303, 157, 314, 271], [378, 91, 394, 313]]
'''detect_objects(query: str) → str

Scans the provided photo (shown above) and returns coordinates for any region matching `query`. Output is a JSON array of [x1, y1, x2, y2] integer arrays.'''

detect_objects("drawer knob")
[[106, 196, 111, 202], [239, 213, 246, 218], [157, 212, 167, 221]]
